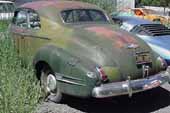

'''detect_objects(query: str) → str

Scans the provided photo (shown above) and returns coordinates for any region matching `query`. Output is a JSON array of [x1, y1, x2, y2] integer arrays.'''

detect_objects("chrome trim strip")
[[62, 75, 84, 82], [57, 78, 86, 86], [55, 73, 84, 82], [55, 73, 86, 86], [23, 34, 51, 40]]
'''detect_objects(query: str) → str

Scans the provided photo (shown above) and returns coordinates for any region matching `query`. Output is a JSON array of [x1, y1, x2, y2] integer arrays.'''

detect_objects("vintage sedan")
[[112, 16, 170, 66], [10, 1, 170, 103]]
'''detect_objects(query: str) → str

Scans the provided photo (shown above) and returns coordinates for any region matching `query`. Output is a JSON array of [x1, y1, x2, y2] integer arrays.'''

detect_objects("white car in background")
[[0, 1, 15, 20]]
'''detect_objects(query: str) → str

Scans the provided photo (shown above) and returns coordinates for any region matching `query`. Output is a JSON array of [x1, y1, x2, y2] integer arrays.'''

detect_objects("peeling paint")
[[86, 26, 137, 48]]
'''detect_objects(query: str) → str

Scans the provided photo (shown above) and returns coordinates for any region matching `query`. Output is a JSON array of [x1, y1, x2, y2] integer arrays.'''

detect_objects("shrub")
[[73, 0, 116, 13], [0, 21, 10, 32]]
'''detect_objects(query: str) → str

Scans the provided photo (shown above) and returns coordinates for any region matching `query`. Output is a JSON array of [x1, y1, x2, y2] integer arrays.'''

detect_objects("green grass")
[[0, 21, 10, 32], [0, 32, 41, 113]]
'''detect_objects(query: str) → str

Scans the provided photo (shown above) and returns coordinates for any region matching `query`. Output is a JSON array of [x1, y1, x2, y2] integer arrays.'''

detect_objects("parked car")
[[131, 8, 168, 24], [0, 1, 15, 20], [112, 16, 170, 66], [10, 1, 170, 103], [111, 9, 135, 17], [111, 8, 169, 25]]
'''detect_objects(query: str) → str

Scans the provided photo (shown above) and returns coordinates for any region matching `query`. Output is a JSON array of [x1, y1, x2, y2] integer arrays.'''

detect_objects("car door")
[[11, 9, 29, 60], [22, 9, 42, 62]]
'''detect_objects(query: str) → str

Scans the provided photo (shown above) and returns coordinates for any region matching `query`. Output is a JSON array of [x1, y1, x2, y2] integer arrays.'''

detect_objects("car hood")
[[149, 35, 170, 49], [138, 35, 170, 60]]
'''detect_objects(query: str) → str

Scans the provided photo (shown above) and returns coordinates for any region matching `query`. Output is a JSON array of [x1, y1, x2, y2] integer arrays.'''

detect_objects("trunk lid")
[[70, 24, 162, 82]]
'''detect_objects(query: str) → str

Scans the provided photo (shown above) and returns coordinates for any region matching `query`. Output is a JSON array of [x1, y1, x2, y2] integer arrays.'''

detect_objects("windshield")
[[61, 9, 109, 23]]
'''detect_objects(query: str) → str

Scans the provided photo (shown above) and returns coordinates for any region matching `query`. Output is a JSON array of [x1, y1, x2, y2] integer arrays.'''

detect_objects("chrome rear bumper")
[[92, 67, 170, 98]]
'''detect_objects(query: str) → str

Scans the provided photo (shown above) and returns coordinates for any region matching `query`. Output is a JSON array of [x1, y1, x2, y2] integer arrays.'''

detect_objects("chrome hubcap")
[[47, 74, 57, 92]]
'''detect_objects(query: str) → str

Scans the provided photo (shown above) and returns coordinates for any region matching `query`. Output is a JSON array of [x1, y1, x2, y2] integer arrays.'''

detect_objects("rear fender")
[[33, 45, 97, 97]]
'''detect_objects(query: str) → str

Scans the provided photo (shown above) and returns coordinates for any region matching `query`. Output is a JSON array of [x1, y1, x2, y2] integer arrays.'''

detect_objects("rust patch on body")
[[86, 26, 138, 48]]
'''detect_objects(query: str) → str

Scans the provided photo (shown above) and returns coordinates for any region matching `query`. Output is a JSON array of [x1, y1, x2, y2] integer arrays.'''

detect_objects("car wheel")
[[40, 66, 63, 103]]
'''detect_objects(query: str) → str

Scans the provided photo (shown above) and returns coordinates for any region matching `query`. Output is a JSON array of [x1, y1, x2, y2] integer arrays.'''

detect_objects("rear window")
[[131, 24, 170, 36], [61, 9, 108, 23]]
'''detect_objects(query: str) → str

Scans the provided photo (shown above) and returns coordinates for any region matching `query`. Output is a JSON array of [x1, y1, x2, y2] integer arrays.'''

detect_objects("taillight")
[[96, 67, 108, 82]]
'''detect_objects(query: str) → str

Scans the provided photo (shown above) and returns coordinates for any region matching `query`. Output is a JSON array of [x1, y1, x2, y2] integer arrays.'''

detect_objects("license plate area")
[[135, 51, 152, 68]]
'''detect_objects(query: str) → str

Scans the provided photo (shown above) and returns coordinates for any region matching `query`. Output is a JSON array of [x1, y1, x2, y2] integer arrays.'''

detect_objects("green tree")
[[140, 0, 152, 6], [141, 0, 169, 7], [73, 0, 116, 13], [140, 0, 170, 14], [160, 0, 170, 7]]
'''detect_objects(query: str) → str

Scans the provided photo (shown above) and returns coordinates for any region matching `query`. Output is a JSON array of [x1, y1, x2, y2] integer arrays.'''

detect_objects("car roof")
[[114, 16, 155, 27], [0, 1, 14, 3], [20, 0, 101, 11]]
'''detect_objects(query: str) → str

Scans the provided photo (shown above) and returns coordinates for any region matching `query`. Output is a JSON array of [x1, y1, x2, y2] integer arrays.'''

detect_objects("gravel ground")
[[36, 83, 170, 113], [36, 102, 84, 113]]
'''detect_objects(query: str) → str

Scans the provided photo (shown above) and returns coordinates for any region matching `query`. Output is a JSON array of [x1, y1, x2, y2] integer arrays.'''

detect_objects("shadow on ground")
[[63, 86, 170, 113]]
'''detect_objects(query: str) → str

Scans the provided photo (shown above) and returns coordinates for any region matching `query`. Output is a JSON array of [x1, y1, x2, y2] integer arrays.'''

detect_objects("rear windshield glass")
[[61, 9, 108, 23], [131, 24, 170, 36]]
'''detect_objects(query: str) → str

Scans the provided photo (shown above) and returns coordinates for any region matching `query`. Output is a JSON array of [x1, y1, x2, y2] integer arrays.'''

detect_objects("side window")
[[28, 10, 41, 30], [61, 9, 108, 23], [61, 10, 74, 23], [74, 10, 91, 22], [89, 10, 106, 22], [13, 10, 28, 28], [61, 10, 91, 23]]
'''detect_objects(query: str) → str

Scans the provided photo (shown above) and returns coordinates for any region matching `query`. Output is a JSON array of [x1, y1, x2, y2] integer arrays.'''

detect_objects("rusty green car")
[[10, 1, 170, 103]]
